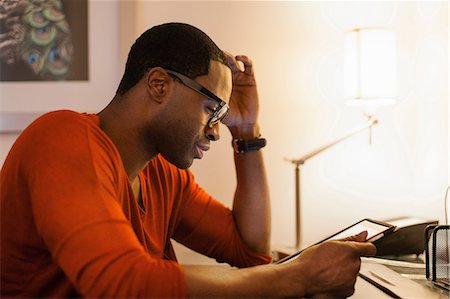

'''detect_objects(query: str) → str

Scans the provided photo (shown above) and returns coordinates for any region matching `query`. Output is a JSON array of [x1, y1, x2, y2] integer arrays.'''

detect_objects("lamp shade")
[[344, 28, 397, 106]]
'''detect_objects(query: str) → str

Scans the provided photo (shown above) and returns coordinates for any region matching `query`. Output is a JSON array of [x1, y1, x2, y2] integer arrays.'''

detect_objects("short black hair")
[[116, 23, 229, 95]]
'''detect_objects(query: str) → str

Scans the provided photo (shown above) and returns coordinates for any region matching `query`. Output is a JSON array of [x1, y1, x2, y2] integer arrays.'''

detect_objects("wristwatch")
[[232, 137, 267, 153]]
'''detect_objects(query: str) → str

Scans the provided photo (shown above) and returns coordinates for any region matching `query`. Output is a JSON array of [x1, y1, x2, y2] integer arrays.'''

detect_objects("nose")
[[205, 123, 220, 141]]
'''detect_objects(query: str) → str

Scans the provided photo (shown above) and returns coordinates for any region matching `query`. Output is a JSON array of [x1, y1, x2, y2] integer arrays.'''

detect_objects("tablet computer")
[[322, 218, 396, 243], [276, 218, 396, 264]]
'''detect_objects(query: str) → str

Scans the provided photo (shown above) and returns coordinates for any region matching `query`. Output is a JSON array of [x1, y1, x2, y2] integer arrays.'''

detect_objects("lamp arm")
[[289, 118, 378, 166], [282, 117, 378, 251]]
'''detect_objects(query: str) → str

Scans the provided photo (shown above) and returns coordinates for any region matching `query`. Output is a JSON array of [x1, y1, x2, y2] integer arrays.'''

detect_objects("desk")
[[352, 256, 449, 298]]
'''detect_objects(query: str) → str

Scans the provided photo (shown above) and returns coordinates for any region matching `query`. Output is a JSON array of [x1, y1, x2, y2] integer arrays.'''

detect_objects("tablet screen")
[[328, 219, 392, 242]]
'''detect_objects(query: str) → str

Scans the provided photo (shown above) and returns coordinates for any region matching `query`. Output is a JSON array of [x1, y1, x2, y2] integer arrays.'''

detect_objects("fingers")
[[319, 239, 376, 259], [235, 55, 254, 75], [312, 293, 334, 299], [223, 51, 254, 75], [223, 51, 240, 72], [350, 241, 377, 257], [313, 288, 356, 299], [341, 230, 368, 242], [338, 231, 377, 256]]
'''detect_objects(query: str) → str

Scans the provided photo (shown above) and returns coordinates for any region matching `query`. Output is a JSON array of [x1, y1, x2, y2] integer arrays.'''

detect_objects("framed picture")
[[0, 0, 123, 132], [0, 0, 88, 82]]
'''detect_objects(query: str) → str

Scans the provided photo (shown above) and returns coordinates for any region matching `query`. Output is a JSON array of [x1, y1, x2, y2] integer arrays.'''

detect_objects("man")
[[1, 23, 375, 298]]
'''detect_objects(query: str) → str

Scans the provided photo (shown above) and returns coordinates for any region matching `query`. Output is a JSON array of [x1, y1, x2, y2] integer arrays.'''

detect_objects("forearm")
[[183, 263, 299, 298], [229, 125, 271, 255], [183, 226, 375, 299]]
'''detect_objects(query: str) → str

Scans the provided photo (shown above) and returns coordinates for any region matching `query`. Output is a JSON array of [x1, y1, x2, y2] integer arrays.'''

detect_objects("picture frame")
[[0, 0, 124, 133]]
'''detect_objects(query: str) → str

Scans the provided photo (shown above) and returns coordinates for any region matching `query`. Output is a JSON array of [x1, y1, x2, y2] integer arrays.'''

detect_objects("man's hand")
[[222, 52, 260, 137], [282, 233, 377, 298]]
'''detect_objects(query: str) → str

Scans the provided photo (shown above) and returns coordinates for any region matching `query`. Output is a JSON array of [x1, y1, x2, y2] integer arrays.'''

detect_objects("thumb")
[[341, 230, 368, 242]]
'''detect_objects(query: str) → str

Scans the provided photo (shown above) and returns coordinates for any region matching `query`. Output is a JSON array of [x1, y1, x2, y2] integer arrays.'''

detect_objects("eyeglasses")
[[164, 69, 229, 128]]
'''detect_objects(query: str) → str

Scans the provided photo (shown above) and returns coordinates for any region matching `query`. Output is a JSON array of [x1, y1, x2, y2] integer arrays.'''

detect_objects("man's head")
[[117, 23, 229, 96], [115, 23, 232, 169]]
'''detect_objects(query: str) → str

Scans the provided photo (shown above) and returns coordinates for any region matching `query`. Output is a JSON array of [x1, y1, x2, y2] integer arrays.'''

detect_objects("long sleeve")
[[1, 111, 187, 298], [172, 170, 271, 268]]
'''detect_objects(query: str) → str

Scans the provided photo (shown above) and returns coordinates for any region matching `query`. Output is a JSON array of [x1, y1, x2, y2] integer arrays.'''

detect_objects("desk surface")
[[353, 276, 393, 298], [352, 257, 449, 298]]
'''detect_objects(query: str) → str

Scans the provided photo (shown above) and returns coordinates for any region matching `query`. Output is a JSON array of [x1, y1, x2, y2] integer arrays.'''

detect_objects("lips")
[[195, 144, 209, 159]]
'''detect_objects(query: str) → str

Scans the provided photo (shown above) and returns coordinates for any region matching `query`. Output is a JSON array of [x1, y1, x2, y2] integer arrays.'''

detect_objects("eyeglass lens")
[[209, 105, 229, 127]]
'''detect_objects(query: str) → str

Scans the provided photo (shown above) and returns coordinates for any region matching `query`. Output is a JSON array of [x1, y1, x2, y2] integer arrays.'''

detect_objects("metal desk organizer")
[[425, 225, 450, 291]]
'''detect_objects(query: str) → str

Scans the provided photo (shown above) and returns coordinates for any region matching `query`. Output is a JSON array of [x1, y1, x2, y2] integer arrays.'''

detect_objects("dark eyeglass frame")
[[164, 69, 229, 128]]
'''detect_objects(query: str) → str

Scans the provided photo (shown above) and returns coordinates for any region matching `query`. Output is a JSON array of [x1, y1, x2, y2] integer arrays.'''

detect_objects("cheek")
[[184, 105, 210, 134], [161, 100, 210, 148], [164, 114, 203, 149]]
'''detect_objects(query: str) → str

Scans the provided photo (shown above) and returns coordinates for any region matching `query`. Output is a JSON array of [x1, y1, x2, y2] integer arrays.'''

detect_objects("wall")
[[1, 1, 448, 264], [132, 1, 449, 256]]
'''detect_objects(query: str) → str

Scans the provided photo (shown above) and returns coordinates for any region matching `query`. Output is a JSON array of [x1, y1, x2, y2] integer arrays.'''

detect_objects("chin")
[[177, 160, 193, 170], [164, 155, 193, 170]]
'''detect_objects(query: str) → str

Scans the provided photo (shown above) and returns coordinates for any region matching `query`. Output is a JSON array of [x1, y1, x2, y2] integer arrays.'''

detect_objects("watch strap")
[[232, 138, 267, 153]]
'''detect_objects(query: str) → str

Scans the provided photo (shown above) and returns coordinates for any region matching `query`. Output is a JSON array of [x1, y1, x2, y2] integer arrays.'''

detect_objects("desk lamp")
[[287, 28, 397, 251]]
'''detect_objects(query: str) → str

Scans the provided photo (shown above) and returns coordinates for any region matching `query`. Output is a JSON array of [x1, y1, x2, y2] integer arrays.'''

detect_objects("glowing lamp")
[[344, 28, 397, 107]]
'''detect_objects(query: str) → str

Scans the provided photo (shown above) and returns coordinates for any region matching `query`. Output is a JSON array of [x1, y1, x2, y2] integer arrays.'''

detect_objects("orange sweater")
[[0, 111, 270, 298]]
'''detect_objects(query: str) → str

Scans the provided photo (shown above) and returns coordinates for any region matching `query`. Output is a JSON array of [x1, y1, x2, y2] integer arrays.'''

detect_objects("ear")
[[145, 67, 172, 103]]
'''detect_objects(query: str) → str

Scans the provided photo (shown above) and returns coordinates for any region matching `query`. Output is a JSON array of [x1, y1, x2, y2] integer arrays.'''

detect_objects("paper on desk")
[[360, 262, 443, 299]]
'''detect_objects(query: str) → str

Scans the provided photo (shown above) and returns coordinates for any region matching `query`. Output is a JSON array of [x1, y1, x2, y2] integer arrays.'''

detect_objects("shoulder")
[[27, 110, 94, 132], [14, 110, 118, 166], [17, 110, 91, 142], [22, 109, 108, 140], [17, 110, 93, 152]]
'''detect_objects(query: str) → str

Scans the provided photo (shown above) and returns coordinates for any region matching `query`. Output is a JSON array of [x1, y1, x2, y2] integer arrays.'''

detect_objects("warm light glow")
[[344, 28, 397, 106]]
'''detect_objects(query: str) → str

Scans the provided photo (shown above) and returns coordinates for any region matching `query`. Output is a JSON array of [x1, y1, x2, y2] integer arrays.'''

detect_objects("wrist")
[[228, 124, 260, 139], [271, 263, 307, 298], [232, 137, 266, 153]]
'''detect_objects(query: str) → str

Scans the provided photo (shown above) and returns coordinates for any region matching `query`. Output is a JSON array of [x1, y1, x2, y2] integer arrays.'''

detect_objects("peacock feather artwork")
[[0, 0, 86, 81]]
